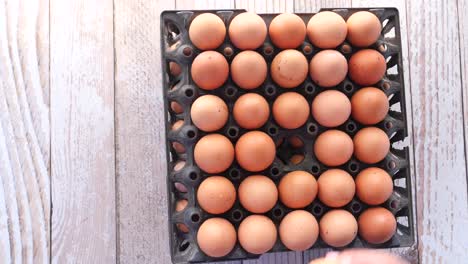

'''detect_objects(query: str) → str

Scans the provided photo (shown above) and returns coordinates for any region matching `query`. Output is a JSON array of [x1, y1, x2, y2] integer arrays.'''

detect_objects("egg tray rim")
[[160, 7, 416, 264]]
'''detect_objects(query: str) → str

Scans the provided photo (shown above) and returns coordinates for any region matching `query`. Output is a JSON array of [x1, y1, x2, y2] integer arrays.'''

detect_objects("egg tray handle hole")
[[231, 210, 243, 221], [304, 84, 315, 94], [351, 202, 362, 214], [229, 168, 240, 180], [270, 166, 280, 177], [268, 126, 278, 136], [191, 213, 200, 223], [186, 129, 196, 139], [182, 46, 193, 57], [348, 162, 359, 173], [311, 164, 320, 174], [225, 86, 237, 97], [184, 88, 194, 98], [302, 45, 313, 55], [346, 122, 357, 133], [189, 171, 198, 181], [307, 123, 318, 135], [227, 127, 239, 138], [344, 83, 354, 93], [273, 208, 284, 218], [265, 85, 276, 96], [263, 45, 274, 56], [312, 205, 323, 216]]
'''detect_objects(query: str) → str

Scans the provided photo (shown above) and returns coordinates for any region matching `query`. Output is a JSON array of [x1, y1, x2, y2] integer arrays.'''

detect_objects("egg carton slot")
[[161, 7, 415, 264]]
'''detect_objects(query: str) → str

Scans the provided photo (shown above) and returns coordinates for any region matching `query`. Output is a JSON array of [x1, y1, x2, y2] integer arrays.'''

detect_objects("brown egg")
[[319, 210, 358, 247], [307, 11, 347, 49], [271, 50, 309, 88], [191, 95, 228, 132], [288, 136, 304, 148], [353, 127, 390, 164], [171, 101, 183, 114], [197, 218, 237, 257], [347, 11, 382, 47], [312, 90, 351, 127], [169, 61, 182, 76], [279, 210, 319, 251], [351, 87, 389, 125], [238, 215, 277, 254], [349, 49, 386, 86], [314, 130, 353, 166], [173, 160, 185, 171], [309, 50, 348, 88], [231, 51, 267, 89], [189, 13, 226, 50], [236, 131, 276, 172], [279, 171, 318, 209], [356, 167, 393, 205], [273, 92, 309, 129], [290, 154, 305, 165], [234, 93, 269, 129], [358, 207, 396, 244], [239, 175, 278, 213], [194, 134, 234, 173], [171, 120, 185, 153], [318, 169, 355, 207], [175, 199, 189, 233], [191, 51, 229, 90], [229, 12, 267, 50], [197, 176, 236, 214], [269, 13, 306, 49]]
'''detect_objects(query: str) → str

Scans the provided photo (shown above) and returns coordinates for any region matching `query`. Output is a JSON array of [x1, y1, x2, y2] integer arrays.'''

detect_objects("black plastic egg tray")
[[161, 8, 414, 264]]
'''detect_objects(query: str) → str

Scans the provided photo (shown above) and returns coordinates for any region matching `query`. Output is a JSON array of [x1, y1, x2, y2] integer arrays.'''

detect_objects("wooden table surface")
[[0, 0, 467, 263]]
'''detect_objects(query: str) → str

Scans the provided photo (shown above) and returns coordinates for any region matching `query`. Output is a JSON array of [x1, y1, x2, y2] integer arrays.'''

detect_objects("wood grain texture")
[[50, 0, 115, 263], [114, 0, 175, 263], [405, 0, 468, 263], [0, 0, 50, 263], [460, 0, 468, 193]]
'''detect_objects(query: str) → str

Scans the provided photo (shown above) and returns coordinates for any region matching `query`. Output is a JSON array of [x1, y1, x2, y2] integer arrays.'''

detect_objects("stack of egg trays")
[[161, 8, 415, 264]]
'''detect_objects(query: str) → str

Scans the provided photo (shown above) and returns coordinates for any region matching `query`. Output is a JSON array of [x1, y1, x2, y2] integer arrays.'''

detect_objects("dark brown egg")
[[347, 11, 382, 47], [349, 49, 386, 86], [358, 207, 397, 244], [229, 12, 267, 50], [351, 87, 389, 125], [307, 11, 347, 49], [269, 13, 306, 49], [353, 127, 390, 164], [189, 13, 226, 50], [191, 51, 229, 90]]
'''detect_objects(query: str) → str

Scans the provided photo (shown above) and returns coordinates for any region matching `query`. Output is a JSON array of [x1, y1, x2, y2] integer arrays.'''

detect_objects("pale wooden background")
[[0, 0, 467, 263]]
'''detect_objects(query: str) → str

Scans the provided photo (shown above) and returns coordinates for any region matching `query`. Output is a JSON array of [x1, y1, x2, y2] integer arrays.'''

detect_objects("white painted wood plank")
[[0, 0, 50, 262], [405, 0, 468, 263], [460, 0, 468, 199], [114, 0, 176, 263], [50, 0, 115, 262]]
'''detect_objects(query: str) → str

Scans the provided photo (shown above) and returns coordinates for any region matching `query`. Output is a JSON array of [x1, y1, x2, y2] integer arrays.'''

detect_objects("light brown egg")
[[307, 11, 347, 49], [351, 87, 389, 125], [175, 199, 189, 233], [231, 51, 267, 89], [171, 120, 185, 153], [347, 11, 382, 47], [194, 134, 234, 173], [234, 93, 270, 129], [279, 210, 319, 251], [314, 130, 353, 166], [236, 131, 276, 172], [239, 175, 278, 213], [197, 218, 237, 257], [349, 49, 386, 86], [358, 207, 396, 244], [353, 127, 390, 164], [319, 209, 358, 247], [171, 101, 183, 114], [288, 136, 304, 148], [197, 176, 236, 214], [309, 50, 348, 88], [169, 61, 182, 76], [290, 154, 305, 165], [229, 12, 267, 50], [312, 90, 351, 127], [271, 50, 309, 88], [273, 92, 309, 129], [238, 215, 277, 254], [173, 160, 186, 171], [279, 171, 318, 209], [191, 95, 228, 132], [318, 169, 355, 208], [191, 51, 229, 90], [269, 13, 306, 49], [189, 13, 226, 50], [356, 167, 393, 205]]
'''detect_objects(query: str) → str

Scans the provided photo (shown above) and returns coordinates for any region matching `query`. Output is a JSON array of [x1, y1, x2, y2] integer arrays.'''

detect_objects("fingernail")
[[325, 251, 339, 260]]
